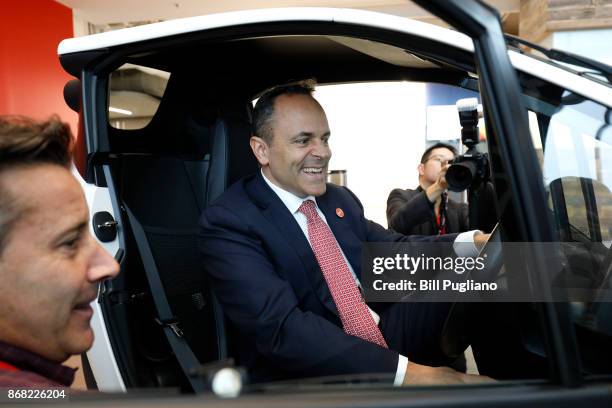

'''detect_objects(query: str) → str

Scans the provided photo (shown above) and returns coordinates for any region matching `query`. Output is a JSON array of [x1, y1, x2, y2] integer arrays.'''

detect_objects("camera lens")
[[446, 161, 477, 192]]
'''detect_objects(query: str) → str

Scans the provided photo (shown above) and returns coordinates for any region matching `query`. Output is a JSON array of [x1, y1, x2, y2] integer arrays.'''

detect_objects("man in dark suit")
[[387, 143, 469, 236], [199, 82, 489, 386]]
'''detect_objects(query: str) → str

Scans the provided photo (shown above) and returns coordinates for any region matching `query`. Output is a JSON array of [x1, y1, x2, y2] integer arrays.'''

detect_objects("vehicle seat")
[[117, 99, 258, 383], [207, 100, 259, 204]]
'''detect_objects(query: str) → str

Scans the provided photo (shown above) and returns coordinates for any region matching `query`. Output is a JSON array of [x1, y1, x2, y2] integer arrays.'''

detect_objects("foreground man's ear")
[[250, 136, 270, 166]]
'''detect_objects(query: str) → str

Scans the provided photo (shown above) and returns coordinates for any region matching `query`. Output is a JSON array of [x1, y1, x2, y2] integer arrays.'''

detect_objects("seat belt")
[[123, 204, 207, 393]]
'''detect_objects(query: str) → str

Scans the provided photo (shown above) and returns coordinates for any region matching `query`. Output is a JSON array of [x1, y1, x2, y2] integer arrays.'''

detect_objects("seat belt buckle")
[[155, 317, 184, 338]]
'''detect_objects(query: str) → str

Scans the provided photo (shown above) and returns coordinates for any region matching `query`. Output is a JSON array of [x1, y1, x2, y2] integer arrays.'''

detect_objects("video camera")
[[445, 98, 490, 192]]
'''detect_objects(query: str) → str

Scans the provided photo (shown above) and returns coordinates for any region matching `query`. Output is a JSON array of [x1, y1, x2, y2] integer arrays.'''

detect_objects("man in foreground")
[[199, 82, 489, 385], [0, 116, 119, 387], [387, 143, 469, 236]]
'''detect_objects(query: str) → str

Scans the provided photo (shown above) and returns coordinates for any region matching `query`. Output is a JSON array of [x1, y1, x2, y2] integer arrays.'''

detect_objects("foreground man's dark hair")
[[0, 115, 74, 252]]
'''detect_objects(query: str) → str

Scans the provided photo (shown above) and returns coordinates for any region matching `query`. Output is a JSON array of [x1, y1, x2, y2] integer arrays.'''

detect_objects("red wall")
[[0, 1, 77, 133]]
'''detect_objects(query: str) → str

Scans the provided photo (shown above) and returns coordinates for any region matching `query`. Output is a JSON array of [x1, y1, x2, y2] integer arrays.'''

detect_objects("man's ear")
[[417, 163, 425, 177], [250, 136, 270, 166]]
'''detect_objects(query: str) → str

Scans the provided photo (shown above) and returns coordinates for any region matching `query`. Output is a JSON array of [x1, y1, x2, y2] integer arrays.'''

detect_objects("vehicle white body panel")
[[58, 8, 474, 55], [74, 168, 126, 392], [508, 51, 612, 107]]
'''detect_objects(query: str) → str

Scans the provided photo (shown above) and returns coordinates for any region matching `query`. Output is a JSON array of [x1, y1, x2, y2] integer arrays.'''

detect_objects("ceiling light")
[[109, 106, 133, 115]]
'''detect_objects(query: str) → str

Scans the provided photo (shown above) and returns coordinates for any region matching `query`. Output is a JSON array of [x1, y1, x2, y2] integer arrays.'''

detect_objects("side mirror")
[[63, 79, 81, 112]]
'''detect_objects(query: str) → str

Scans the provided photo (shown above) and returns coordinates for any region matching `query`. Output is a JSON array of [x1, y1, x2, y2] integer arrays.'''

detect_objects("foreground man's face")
[[261, 93, 332, 198], [0, 164, 119, 362]]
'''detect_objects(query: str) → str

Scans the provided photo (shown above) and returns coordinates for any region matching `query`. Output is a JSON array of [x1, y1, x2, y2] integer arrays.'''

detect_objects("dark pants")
[[379, 302, 467, 372]]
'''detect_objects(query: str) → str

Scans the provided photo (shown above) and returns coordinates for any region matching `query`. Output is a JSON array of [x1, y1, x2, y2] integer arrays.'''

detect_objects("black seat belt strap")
[[123, 204, 207, 393]]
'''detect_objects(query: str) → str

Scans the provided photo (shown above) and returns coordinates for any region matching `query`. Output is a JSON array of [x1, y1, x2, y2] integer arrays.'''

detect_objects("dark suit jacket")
[[199, 173, 457, 382], [386, 187, 469, 236]]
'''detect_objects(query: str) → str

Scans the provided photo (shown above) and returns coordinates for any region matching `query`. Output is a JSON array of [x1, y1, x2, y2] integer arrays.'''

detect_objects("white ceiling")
[[55, 0, 519, 26]]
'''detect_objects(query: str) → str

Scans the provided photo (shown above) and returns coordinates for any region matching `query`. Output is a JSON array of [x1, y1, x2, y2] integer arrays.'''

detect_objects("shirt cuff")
[[393, 355, 408, 386], [453, 230, 481, 257]]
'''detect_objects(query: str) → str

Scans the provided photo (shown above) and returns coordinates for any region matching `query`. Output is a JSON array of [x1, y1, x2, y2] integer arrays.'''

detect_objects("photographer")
[[386, 143, 469, 236]]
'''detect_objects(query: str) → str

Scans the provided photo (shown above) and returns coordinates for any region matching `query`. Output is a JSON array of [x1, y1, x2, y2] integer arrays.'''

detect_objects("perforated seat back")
[[207, 101, 259, 204]]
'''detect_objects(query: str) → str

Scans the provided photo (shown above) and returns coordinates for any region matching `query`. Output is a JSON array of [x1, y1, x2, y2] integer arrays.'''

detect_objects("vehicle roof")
[[57, 7, 612, 107], [57, 8, 473, 55]]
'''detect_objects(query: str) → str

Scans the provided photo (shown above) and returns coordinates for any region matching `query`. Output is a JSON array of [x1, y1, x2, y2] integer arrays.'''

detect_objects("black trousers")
[[379, 302, 467, 372]]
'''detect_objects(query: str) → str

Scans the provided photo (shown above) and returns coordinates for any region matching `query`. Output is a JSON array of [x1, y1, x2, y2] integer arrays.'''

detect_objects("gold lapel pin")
[[336, 208, 345, 218]]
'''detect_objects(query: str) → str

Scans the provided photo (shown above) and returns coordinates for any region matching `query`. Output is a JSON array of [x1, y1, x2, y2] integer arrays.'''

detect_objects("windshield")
[[523, 78, 612, 377]]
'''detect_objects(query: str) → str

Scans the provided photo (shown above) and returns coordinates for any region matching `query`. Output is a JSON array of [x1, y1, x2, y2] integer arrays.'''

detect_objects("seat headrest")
[[207, 103, 259, 204]]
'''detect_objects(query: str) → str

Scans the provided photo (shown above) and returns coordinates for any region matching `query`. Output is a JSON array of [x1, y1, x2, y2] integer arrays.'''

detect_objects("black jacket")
[[386, 187, 469, 235], [199, 173, 457, 382]]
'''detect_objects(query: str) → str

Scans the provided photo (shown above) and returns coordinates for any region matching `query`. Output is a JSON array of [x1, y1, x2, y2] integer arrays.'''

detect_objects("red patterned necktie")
[[298, 199, 388, 348]]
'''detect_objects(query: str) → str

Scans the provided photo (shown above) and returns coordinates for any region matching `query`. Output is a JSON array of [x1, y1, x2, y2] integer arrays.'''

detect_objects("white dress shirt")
[[261, 169, 479, 386]]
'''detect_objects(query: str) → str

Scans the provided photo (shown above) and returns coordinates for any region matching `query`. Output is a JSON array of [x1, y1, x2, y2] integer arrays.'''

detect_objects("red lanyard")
[[435, 213, 447, 235], [435, 194, 448, 235], [0, 360, 19, 372]]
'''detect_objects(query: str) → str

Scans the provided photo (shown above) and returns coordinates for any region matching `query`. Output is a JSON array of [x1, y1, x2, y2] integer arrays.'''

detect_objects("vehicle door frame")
[[413, 0, 583, 389]]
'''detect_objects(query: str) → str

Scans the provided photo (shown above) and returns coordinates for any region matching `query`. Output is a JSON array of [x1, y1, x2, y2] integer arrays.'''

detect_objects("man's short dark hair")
[[420, 142, 457, 164], [0, 115, 73, 253], [252, 79, 316, 144]]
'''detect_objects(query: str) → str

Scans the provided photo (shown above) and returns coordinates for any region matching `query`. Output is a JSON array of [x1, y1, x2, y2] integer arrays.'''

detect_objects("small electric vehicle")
[[57, 0, 612, 406]]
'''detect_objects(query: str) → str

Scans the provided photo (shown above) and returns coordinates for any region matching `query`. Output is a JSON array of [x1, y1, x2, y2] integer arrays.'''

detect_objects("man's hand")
[[403, 362, 494, 386], [474, 232, 490, 250], [425, 164, 450, 203]]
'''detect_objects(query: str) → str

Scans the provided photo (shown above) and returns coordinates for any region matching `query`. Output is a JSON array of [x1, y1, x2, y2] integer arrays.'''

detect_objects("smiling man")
[[199, 81, 489, 386], [0, 116, 119, 388], [250, 82, 331, 198]]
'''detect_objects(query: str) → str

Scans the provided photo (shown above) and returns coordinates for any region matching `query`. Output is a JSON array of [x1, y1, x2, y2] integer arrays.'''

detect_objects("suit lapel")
[[247, 174, 339, 317]]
